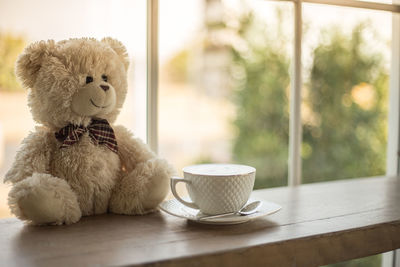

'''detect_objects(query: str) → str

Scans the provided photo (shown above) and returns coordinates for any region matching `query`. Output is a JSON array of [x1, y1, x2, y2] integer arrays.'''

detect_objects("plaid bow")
[[55, 118, 118, 153]]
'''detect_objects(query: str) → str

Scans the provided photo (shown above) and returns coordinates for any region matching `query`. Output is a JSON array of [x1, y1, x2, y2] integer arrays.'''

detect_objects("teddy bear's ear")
[[15, 40, 56, 89], [101, 37, 129, 71]]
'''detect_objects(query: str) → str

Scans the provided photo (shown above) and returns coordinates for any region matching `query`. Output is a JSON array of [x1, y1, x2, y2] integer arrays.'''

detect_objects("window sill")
[[1, 176, 399, 266]]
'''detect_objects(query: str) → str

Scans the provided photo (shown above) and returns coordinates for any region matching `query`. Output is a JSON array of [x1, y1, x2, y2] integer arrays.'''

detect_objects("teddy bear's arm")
[[4, 128, 53, 184]]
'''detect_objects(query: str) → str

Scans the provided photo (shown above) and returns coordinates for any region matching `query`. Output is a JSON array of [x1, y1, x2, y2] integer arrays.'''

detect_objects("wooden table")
[[1, 176, 400, 267]]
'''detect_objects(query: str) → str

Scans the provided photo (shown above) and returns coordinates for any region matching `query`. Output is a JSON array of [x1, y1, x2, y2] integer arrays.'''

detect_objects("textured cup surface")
[[183, 164, 255, 215]]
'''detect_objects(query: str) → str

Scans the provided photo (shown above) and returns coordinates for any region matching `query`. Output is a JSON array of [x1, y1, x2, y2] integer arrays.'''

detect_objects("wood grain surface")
[[1, 176, 400, 267]]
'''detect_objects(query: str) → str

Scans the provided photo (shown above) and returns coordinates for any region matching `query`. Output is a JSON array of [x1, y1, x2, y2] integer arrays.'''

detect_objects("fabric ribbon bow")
[[55, 118, 118, 153]]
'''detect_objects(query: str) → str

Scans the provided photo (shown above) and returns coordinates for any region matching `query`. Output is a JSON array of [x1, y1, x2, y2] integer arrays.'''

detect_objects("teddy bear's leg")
[[8, 173, 81, 225], [109, 158, 172, 215]]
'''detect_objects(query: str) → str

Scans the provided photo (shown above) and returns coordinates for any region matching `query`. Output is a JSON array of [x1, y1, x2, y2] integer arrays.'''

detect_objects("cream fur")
[[9, 173, 81, 225], [4, 38, 174, 225], [109, 126, 171, 214]]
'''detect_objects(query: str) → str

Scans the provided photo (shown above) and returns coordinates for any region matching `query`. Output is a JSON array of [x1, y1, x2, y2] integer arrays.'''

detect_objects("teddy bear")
[[3, 37, 174, 225]]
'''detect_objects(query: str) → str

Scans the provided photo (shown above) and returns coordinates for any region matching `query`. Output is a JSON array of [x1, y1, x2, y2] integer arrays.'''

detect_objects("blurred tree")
[[230, 12, 387, 187], [229, 11, 290, 188], [0, 33, 26, 92], [302, 24, 388, 183]]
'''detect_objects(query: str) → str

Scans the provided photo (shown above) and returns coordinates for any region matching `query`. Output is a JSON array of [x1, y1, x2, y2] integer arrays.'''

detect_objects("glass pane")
[[301, 4, 391, 184], [159, 0, 293, 191], [0, 0, 147, 218]]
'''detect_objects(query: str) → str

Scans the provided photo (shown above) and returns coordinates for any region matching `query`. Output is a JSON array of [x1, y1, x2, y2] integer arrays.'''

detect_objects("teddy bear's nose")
[[100, 85, 109, 91]]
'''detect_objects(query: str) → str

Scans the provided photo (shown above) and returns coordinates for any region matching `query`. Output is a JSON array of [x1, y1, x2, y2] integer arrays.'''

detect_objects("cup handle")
[[170, 176, 199, 210]]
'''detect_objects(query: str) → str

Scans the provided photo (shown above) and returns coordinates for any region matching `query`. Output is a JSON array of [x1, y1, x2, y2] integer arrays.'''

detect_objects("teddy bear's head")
[[16, 37, 129, 129]]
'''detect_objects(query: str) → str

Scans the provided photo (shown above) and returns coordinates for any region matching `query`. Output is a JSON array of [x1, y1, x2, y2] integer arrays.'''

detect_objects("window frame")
[[146, 0, 400, 263], [147, 0, 159, 154]]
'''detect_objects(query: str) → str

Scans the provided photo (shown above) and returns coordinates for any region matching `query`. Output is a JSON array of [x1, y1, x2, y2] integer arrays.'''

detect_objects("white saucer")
[[159, 198, 281, 225]]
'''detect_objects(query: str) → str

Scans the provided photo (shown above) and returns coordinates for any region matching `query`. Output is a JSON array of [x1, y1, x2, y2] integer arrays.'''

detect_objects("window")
[[158, 0, 293, 188], [301, 4, 391, 183], [153, 0, 397, 190]]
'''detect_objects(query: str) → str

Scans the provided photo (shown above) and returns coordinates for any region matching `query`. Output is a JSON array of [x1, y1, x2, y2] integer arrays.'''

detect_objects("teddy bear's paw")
[[8, 173, 82, 225], [140, 158, 174, 208], [109, 158, 174, 215]]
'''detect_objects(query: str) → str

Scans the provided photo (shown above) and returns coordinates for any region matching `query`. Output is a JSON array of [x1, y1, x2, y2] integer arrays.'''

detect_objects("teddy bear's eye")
[[86, 76, 93, 84], [101, 75, 108, 82]]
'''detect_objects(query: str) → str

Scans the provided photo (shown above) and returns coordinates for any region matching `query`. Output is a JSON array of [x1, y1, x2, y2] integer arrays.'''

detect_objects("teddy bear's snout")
[[100, 85, 109, 91], [70, 81, 117, 117]]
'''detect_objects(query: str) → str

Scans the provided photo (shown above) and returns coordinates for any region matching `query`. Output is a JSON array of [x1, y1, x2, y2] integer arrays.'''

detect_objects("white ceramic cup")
[[170, 164, 256, 215]]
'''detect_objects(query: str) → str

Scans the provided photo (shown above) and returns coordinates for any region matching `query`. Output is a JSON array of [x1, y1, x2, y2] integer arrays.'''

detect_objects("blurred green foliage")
[[229, 12, 290, 188], [302, 24, 388, 183], [230, 13, 387, 187], [0, 33, 26, 92]]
